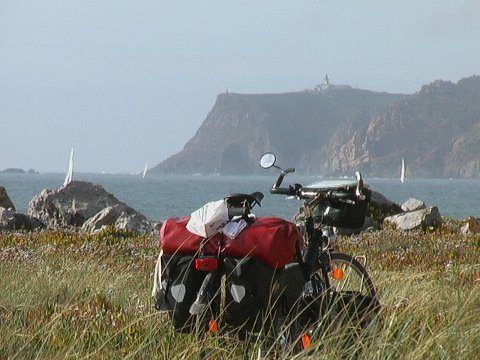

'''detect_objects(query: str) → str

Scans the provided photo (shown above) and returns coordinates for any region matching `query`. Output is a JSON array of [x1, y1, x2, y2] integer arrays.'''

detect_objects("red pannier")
[[223, 217, 302, 268], [160, 217, 222, 255], [160, 216, 303, 269]]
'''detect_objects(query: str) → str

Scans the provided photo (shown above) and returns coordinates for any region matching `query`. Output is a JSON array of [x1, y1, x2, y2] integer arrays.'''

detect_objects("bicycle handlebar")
[[269, 167, 364, 203], [270, 186, 358, 203]]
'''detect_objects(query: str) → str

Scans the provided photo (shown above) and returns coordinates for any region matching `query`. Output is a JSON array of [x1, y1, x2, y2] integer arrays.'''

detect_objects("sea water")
[[1, 173, 480, 221]]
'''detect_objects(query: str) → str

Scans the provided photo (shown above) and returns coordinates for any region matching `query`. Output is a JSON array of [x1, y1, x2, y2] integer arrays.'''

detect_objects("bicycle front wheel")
[[327, 252, 376, 300], [323, 252, 380, 336], [289, 252, 380, 354]]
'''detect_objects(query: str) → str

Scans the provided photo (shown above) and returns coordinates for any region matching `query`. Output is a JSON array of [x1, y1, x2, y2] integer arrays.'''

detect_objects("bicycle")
[[260, 152, 380, 354]]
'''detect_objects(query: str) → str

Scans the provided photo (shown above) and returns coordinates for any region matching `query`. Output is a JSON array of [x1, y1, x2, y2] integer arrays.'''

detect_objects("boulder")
[[0, 207, 44, 231], [460, 217, 480, 235], [28, 180, 153, 233], [81, 206, 153, 235], [401, 198, 426, 212], [384, 206, 443, 231], [335, 216, 380, 235], [0, 187, 15, 211], [115, 212, 154, 234], [367, 190, 403, 224], [81, 206, 123, 233]]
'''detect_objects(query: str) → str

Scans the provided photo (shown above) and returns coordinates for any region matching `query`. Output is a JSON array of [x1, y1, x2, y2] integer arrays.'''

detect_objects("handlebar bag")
[[305, 180, 371, 229], [313, 188, 371, 229], [222, 217, 303, 268], [161, 216, 222, 255]]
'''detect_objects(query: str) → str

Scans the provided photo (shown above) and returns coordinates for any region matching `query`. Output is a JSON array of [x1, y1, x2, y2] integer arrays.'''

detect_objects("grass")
[[1, 225, 479, 359]]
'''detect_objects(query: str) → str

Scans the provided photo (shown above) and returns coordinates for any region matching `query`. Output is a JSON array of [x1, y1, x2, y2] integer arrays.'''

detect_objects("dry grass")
[[1, 225, 479, 359]]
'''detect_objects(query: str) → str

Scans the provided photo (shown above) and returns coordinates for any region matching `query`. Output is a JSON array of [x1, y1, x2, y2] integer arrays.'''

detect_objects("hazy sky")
[[1, 1, 479, 173]]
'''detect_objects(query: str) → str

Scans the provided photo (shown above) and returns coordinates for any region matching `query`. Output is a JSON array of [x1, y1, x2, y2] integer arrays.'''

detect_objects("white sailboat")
[[400, 157, 406, 183], [142, 162, 148, 179], [63, 148, 74, 187]]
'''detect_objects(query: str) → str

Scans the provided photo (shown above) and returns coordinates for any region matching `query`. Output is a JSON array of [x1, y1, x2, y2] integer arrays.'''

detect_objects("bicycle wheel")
[[288, 252, 380, 354], [327, 252, 376, 299], [326, 252, 379, 328]]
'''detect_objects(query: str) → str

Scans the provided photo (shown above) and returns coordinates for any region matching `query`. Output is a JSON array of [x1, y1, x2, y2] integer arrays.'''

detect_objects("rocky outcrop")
[[384, 206, 443, 231], [401, 198, 426, 212], [0, 187, 15, 211], [152, 89, 405, 175], [114, 212, 155, 234], [81, 206, 153, 234], [321, 76, 480, 178], [28, 181, 154, 234], [0, 187, 44, 231], [367, 190, 403, 226], [460, 217, 480, 235], [0, 207, 44, 231], [152, 75, 480, 178]]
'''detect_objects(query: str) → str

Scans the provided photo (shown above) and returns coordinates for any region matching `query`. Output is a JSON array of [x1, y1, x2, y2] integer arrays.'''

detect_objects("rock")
[[401, 198, 426, 212], [460, 217, 480, 234], [81, 206, 154, 235], [335, 216, 380, 235], [370, 190, 402, 214], [0, 207, 44, 231], [115, 212, 153, 234], [0, 168, 25, 174], [367, 190, 403, 224], [81, 206, 122, 233], [28, 180, 153, 233], [0, 187, 16, 211], [384, 206, 443, 231]]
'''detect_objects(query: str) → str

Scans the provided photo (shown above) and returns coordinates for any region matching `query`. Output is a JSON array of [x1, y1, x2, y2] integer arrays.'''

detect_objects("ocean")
[[1, 173, 480, 221]]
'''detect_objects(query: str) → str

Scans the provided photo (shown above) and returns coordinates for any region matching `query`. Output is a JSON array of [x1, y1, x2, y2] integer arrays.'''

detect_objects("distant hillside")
[[151, 75, 480, 178], [321, 76, 480, 178], [152, 87, 406, 175]]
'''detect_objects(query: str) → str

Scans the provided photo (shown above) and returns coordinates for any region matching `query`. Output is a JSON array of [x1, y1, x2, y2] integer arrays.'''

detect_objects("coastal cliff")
[[152, 75, 480, 178]]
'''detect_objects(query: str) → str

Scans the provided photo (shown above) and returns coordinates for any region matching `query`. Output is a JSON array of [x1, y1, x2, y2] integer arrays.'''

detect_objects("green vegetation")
[[1, 226, 479, 359]]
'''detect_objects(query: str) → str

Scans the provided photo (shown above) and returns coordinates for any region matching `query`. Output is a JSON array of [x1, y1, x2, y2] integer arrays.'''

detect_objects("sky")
[[1, 0, 479, 174]]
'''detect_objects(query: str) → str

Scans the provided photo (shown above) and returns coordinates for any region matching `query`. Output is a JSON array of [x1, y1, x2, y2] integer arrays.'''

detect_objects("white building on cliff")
[[314, 75, 352, 92]]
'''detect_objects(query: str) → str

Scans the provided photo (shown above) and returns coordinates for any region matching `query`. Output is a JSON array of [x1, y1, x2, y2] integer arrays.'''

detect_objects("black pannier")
[[153, 254, 217, 332], [223, 257, 276, 333], [153, 252, 306, 335], [223, 257, 305, 336], [312, 187, 371, 229]]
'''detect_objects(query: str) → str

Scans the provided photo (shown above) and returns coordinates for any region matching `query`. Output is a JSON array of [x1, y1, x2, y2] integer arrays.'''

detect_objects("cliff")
[[152, 75, 480, 178], [152, 88, 405, 175], [324, 76, 480, 178]]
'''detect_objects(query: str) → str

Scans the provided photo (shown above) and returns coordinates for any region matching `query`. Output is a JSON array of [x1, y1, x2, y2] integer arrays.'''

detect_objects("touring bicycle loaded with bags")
[[152, 153, 380, 357]]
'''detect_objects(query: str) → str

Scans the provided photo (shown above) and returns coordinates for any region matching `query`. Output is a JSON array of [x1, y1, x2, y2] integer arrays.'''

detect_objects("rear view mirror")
[[260, 153, 276, 169]]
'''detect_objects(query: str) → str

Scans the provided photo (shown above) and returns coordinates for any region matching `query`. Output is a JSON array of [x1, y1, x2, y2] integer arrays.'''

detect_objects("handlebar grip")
[[270, 187, 295, 196], [328, 190, 356, 201]]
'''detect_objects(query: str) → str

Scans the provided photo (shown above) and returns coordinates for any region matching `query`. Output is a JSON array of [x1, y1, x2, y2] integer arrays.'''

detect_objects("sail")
[[400, 157, 405, 183], [63, 148, 74, 187], [142, 162, 148, 179]]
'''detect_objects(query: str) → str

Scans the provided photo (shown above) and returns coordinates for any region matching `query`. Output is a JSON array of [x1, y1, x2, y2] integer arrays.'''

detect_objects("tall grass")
[[1, 227, 479, 359]]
